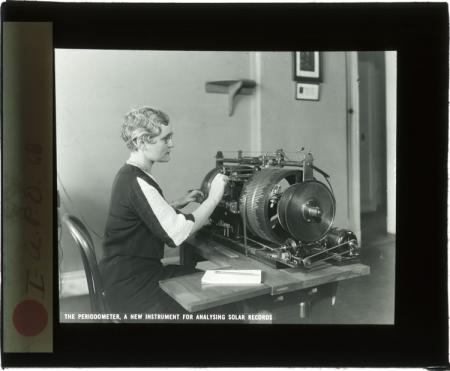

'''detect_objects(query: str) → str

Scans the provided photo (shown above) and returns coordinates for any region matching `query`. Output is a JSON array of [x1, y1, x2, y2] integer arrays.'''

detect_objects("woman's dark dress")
[[99, 164, 196, 313]]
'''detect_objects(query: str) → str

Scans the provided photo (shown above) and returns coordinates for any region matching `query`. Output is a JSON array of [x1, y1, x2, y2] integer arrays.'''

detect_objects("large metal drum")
[[277, 180, 335, 242], [238, 168, 302, 243]]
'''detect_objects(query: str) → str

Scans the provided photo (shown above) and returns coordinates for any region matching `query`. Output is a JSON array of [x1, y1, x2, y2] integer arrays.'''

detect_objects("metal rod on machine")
[[243, 235, 278, 252], [220, 158, 304, 168], [302, 249, 354, 267], [217, 158, 262, 165], [242, 197, 248, 256], [208, 231, 298, 268], [281, 161, 304, 167], [302, 240, 357, 266]]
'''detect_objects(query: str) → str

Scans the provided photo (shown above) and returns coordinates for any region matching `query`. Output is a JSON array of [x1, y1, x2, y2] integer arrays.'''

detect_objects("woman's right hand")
[[190, 173, 229, 235], [207, 173, 228, 204]]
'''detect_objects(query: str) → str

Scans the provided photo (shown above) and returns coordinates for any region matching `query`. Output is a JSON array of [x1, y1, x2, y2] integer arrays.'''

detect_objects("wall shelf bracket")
[[205, 79, 256, 116]]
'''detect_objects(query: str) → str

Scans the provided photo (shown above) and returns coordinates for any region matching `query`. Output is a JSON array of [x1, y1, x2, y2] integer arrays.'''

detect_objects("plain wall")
[[56, 50, 350, 274], [259, 52, 350, 227]]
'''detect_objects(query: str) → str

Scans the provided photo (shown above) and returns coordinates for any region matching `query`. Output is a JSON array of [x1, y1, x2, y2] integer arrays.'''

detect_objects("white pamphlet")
[[201, 270, 262, 285]]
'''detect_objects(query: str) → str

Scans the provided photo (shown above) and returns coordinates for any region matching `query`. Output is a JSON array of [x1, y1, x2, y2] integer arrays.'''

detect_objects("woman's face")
[[141, 123, 174, 163]]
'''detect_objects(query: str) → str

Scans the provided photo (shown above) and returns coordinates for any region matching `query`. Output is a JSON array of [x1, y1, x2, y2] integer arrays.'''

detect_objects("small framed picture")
[[293, 51, 321, 81], [295, 83, 320, 101]]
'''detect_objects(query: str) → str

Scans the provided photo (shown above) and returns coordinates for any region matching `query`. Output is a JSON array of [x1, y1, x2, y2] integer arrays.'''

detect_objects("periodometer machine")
[[198, 149, 360, 269], [159, 149, 369, 317]]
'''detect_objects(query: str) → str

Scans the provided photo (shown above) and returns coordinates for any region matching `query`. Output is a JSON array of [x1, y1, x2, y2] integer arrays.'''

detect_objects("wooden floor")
[[332, 211, 395, 324], [275, 211, 395, 324], [60, 211, 395, 324]]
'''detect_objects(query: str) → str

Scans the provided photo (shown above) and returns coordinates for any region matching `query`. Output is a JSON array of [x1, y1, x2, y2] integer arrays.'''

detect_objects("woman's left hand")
[[184, 189, 205, 204], [171, 189, 204, 209]]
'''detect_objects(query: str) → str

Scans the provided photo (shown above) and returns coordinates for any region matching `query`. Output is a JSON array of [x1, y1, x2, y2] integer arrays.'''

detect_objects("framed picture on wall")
[[293, 51, 322, 82]]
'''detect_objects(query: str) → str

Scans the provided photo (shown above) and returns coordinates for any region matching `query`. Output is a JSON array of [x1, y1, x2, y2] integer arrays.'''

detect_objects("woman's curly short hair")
[[121, 107, 170, 151]]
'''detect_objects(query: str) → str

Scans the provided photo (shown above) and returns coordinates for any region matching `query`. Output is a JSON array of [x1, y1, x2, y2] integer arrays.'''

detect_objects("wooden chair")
[[62, 214, 109, 314]]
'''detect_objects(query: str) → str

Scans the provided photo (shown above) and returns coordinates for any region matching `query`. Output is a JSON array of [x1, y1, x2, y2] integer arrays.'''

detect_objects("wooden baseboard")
[[60, 270, 89, 298], [60, 256, 181, 299], [60, 256, 199, 299]]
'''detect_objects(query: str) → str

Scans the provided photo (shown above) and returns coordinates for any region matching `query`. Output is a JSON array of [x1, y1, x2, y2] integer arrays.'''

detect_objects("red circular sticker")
[[13, 299, 48, 336]]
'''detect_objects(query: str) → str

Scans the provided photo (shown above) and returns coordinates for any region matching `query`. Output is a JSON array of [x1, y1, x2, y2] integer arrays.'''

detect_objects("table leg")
[[242, 283, 340, 324], [329, 281, 338, 306], [180, 242, 205, 269]]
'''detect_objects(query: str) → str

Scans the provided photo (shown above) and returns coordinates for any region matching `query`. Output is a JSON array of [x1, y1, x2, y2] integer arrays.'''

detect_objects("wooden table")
[[159, 234, 370, 314]]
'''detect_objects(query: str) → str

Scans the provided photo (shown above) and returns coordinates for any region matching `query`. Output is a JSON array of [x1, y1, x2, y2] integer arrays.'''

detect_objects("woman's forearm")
[[190, 198, 219, 234]]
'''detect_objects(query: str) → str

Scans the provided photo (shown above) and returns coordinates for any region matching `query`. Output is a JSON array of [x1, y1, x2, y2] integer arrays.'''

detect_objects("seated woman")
[[99, 106, 227, 314]]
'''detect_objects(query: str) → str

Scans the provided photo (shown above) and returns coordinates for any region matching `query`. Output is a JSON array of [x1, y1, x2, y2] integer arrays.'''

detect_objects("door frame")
[[385, 51, 397, 235], [345, 51, 361, 242], [347, 51, 397, 240]]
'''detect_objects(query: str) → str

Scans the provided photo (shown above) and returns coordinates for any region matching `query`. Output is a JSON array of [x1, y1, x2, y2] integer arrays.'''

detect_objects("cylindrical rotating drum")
[[238, 168, 302, 243], [277, 180, 335, 242]]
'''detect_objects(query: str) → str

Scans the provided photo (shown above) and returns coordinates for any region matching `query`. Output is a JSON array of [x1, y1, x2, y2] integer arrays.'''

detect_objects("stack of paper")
[[201, 270, 262, 285]]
